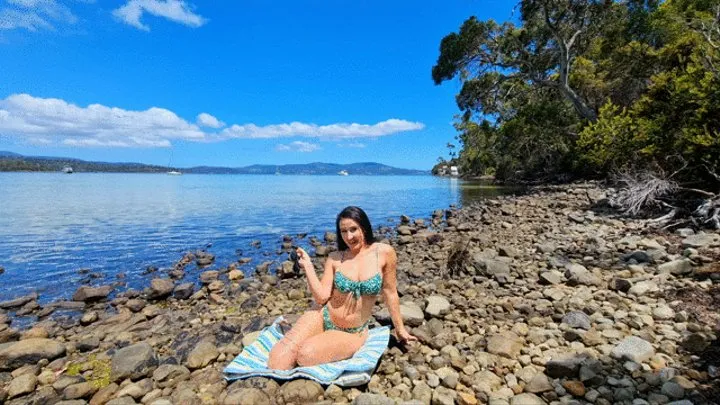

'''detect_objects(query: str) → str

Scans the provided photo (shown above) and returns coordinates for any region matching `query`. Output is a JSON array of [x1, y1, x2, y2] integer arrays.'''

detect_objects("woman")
[[267, 206, 417, 369]]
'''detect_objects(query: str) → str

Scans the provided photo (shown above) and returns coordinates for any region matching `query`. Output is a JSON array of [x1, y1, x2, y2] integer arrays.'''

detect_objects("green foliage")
[[434, 0, 720, 189]]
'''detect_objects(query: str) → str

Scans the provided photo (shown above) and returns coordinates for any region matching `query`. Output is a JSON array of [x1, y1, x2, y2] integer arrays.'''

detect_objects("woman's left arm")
[[380, 244, 418, 343]]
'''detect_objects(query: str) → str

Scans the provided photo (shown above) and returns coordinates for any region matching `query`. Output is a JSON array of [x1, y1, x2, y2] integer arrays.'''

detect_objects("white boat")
[[338, 170, 349, 176], [449, 166, 459, 176], [167, 170, 182, 175], [62, 166, 73, 174]]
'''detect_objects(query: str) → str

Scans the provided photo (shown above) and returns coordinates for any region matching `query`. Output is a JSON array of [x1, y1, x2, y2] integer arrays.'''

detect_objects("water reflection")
[[0, 173, 519, 304], [457, 179, 524, 205]]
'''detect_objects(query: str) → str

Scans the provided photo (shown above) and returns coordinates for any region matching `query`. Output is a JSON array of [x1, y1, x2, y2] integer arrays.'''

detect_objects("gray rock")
[[653, 304, 675, 320], [562, 311, 592, 330], [63, 381, 97, 400], [0, 338, 66, 370], [376, 302, 424, 327], [222, 387, 270, 405], [111, 342, 158, 381], [545, 355, 586, 378], [525, 373, 553, 393], [353, 393, 395, 405], [106, 397, 138, 405], [152, 364, 190, 388], [475, 257, 510, 276], [565, 263, 601, 286], [72, 285, 112, 302], [680, 333, 711, 353], [185, 341, 219, 369], [114, 378, 153, 399], [487, 332, 523, 359], [398, 235, 414, 245], [148, 279, 174, 300], [611, 336, 655, 363], [629, 280, 658, 296], [682, 233, 718, 248], [397, 225, 413, 236], [658, 259, 693, 275], [661, 381, 685, 399], [539, 271, 563, 285], [279, 379, 323, 404], [510, 393, 546, 405], [675, 228, 694, 237], [8, 373, 37, 398], [199, 271, 219, 284], [0, 293, 38, 309], [173, 283, 194, 300], [609, 278, 632, 292], [537, 243, 556, 254], [424, 295, 451, 317]]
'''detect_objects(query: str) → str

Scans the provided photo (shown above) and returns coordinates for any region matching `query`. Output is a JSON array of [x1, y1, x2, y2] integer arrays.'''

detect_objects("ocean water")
[[0, 173, 516, 305]]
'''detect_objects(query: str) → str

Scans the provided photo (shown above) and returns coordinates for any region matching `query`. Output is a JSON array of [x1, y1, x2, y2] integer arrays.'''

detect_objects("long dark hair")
[[336, 206, 375, 251]]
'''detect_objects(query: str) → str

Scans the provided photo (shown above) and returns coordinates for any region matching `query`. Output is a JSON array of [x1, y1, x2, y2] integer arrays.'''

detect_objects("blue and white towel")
[[223, 316, 390, 387]]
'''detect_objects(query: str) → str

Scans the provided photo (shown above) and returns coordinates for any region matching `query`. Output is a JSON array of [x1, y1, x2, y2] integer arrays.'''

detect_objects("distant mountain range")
[[0, 151, 428, 175]]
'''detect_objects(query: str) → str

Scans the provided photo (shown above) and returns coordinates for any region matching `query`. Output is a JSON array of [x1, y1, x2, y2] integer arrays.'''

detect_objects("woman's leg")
[[296, 330, 368, 367], [267, 309, 323, 370]]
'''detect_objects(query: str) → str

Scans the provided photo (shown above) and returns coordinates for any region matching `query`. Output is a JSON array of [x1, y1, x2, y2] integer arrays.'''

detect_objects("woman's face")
[[339, 218, 364, 249]]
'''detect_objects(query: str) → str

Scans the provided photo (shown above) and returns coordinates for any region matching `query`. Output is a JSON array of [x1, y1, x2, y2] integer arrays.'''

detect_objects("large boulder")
[[658, 259, 693, 276], [682, 233, 719, 248], [0, 292, 38, 309], [173, 283, 194, 300], [148, 279, 174, 300], [72, 285, 112, 302], [611, 336, 655, 363], [374, 302, 424, 327], [424, 295, 451, 317], [0, 338, 66, 370], [487, 332, 524, 359], [110, 342, 158, 381], [185, 341, 219, 369], [562, 311, 592, 330], [279, 379, 323, 404], [564, 263, 601, 286]]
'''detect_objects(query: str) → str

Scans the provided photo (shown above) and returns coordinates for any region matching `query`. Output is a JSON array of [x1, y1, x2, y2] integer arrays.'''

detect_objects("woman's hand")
[[396, 327, 418, 343], [295, 247, 313, 271]]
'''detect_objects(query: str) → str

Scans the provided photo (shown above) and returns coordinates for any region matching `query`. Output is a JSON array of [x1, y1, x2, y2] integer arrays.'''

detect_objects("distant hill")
[[0, 151, 428, 175]]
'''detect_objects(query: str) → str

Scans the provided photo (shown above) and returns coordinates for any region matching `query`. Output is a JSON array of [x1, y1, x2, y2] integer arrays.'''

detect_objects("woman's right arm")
[[298, 248, 336, 305]]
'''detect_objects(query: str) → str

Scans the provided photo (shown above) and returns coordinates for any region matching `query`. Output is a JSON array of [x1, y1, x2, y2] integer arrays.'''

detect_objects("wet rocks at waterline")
[[0, 182, 718, 404]]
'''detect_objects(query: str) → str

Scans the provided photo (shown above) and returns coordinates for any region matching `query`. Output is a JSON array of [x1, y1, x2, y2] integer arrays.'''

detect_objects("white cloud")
[[113, 0, 206, 31], [221, 119, 425, 140], [339, 142, 366, 148], [275, 141, 320, 153], [0, 93, 205, 148], [0, 0, 77, 31], [0, 93, 425, 149], [196, 112, 224, 128]]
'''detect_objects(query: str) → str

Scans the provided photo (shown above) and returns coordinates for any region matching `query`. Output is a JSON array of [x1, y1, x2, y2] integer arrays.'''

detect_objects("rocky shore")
[[1, 182, 719, 405]]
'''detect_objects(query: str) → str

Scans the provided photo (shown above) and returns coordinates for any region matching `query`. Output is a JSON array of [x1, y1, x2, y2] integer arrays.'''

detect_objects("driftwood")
[[612, 170, 720, 230]]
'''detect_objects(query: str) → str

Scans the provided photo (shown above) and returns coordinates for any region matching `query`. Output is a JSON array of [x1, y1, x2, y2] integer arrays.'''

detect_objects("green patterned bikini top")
[[334, 247, 382, 298]]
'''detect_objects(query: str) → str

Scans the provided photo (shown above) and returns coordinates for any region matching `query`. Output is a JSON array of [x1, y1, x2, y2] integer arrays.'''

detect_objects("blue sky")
[[0, 0, 514, 170]]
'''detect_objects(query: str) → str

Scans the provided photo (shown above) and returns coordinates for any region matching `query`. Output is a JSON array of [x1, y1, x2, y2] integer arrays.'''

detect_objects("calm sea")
[[0, 173, 514, 305]]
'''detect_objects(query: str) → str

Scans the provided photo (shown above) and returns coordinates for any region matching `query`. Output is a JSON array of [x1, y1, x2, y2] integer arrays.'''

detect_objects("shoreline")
[[1, 181, 719, 404]]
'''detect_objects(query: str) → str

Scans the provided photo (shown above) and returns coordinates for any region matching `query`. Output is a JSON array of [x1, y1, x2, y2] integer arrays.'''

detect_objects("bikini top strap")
[[376, 245, 380, 272]]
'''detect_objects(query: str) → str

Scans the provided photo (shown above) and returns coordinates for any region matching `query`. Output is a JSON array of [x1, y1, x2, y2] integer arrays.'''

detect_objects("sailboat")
[[167, 148, 182, 175]]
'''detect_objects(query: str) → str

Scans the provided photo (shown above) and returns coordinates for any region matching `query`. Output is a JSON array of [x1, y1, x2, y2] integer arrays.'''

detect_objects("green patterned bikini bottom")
[[322, 305, 369, 334]]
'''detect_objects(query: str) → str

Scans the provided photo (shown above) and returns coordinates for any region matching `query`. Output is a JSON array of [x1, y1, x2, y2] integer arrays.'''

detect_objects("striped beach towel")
[[223, 316, 390, 387]]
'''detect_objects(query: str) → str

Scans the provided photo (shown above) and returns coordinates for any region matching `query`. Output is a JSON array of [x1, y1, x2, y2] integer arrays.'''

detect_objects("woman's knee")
[[296, 343, 320, 367], [267, 341, 296, 370]]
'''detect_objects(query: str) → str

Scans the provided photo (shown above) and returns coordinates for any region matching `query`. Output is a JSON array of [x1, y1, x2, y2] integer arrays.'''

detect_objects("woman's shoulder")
[[372, 242, 396, 257]]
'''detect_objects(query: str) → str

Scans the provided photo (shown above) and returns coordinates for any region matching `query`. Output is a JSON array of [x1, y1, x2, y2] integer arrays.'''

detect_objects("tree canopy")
[[434, 0, 720, 189]]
